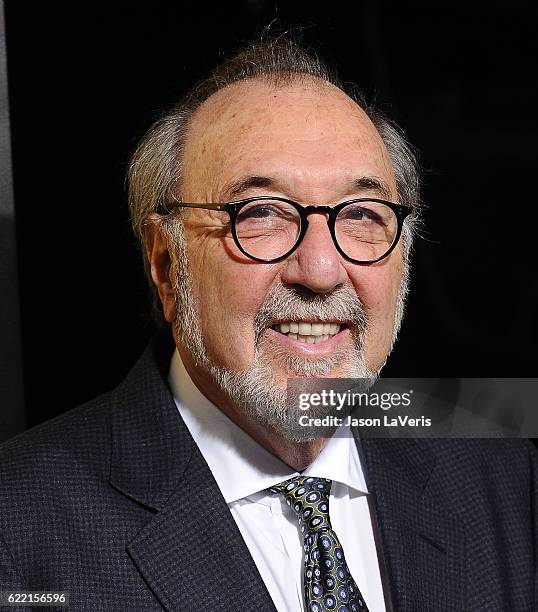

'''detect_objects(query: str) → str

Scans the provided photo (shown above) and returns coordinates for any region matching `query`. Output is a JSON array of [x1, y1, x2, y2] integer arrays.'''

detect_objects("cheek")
[[347, 260, 402, 365], [188, 246, 278, 368], [348, 263, 400, 317]]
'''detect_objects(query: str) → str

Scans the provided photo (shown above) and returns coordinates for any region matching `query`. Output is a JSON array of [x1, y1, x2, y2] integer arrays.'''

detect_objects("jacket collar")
[[108, 331, 192, 511], [108, 331, 277, 611]]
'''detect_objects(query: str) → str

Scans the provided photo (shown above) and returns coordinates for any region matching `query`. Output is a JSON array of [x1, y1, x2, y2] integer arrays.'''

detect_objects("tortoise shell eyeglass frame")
[[159, 195, 413, 265]]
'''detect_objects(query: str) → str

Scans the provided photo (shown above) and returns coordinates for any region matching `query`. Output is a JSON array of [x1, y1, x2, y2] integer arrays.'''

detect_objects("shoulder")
[[0, 332, 175, 492], [0, 392, 124, 574], [362, 436, 537, 511], [424, 437, 536, 483], [0, 391, 114, 502], [421, 438, 537, 523]]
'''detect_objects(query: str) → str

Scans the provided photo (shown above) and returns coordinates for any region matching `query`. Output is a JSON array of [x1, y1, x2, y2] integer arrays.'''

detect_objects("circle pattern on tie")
[[269, 476, 369, 611]]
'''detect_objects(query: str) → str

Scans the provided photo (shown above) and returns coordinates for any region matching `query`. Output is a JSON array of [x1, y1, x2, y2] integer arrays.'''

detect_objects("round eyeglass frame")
[[161, 196, 413, 264]]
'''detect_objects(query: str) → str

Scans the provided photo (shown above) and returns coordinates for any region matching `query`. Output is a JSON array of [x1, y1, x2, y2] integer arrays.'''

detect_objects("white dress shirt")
[[168, 349, 387, 612]]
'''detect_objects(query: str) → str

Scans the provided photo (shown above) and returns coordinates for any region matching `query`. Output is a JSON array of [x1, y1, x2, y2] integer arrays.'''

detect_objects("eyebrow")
[[351, 176, 393, 201], [225, 174, 393, 201], [226, 176, 276, 199]]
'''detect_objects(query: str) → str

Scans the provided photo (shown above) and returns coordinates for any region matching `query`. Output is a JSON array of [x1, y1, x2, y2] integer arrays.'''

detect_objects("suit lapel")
[[108, 335, 277, 611], [357, 435, 467, 611], [126, 445, 278, 612]]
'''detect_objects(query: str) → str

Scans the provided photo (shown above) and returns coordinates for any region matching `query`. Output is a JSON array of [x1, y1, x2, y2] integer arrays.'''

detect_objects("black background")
[[5, 1, 537, 429]]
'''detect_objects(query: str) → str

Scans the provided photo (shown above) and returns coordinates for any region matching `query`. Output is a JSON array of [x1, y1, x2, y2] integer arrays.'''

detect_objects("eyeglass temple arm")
[[163, 201, 227, 213]]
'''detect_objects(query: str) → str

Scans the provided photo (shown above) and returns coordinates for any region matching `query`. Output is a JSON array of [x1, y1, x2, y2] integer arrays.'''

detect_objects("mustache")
[[254, 284, 368, 342]]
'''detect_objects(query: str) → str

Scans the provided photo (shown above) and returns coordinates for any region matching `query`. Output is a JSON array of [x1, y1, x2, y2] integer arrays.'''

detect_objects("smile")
[[270, 321, 345, 345]]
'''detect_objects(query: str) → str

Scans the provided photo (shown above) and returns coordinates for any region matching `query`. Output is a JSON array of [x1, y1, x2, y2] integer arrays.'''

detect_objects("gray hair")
[[128, 34, 421, 322]]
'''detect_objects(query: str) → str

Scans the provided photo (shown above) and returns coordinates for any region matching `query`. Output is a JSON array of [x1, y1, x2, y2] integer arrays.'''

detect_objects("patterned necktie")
[[269, 476, 369, 612]]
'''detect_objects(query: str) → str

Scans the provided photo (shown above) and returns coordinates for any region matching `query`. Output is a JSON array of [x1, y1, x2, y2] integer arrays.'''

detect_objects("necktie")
[[269, 476, 369, 612]]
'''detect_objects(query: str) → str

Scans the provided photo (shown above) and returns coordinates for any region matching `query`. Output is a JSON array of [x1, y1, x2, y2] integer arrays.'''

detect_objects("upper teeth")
[[276, 322, 341, 336]]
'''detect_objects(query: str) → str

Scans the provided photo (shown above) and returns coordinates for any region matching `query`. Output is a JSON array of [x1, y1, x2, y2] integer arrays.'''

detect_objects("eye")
[[238, 204, 278, 220], [338, 203, 387, 226], [236, 200, 298, 224]]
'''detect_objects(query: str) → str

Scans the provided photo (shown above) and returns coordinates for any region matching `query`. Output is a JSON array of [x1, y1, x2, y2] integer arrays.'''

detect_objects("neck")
[[221, 409, 329, 471], [178, 345, 328, 471]]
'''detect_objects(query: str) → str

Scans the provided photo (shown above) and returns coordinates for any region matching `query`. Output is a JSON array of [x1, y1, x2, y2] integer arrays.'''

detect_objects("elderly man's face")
[[162, 78, 404, 425]]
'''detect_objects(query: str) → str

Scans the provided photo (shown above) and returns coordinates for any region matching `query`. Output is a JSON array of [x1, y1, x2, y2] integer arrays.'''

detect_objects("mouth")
[[266, 320, 351, 356], [270, 321, 347, 344]]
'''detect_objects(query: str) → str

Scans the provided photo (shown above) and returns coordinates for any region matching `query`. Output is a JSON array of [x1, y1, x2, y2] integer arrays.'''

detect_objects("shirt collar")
[[168, 349, 368, 503]]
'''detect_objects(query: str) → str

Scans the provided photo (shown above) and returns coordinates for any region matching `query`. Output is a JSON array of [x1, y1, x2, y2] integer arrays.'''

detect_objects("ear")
[[144, 218, 177, 324]]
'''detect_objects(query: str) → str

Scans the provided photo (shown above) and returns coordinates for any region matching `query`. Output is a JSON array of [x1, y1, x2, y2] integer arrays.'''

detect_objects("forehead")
[[182, 77, 396, 199]]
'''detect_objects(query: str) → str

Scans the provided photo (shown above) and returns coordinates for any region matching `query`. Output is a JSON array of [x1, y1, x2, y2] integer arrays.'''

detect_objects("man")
[[0, 36, 536, 611]]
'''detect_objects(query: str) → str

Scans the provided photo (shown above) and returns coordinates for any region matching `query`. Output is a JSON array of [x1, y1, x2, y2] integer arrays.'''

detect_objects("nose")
[[280, 211, 348, 293]]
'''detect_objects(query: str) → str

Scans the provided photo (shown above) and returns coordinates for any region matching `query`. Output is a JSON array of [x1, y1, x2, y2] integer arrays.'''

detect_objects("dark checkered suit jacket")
[[0, 333, 536, 611]]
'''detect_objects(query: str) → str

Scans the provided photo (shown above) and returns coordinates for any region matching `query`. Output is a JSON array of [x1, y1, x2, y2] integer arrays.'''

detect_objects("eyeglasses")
[[160, 196, 413, 264]]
